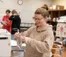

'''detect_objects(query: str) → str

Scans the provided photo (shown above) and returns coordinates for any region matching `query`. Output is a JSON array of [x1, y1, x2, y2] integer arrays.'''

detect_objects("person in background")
[[1, 9, 12, 33], [14, 8, 54, 57], [9, 10, 21, 40]]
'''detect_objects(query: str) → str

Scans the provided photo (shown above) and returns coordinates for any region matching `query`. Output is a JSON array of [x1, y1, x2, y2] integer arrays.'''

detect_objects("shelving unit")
[[47, 9, 66, 36], [20, 23, 34, 32], [49, 9, 66, 21]]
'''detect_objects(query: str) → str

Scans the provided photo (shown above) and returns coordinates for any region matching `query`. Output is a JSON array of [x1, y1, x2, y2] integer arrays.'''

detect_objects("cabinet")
[[48, 10, 66, 36], [49, 9, 66, 21]]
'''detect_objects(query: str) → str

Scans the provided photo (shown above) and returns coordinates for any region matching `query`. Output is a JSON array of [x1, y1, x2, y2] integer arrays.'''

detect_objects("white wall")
[[0, 0, 52, 23]]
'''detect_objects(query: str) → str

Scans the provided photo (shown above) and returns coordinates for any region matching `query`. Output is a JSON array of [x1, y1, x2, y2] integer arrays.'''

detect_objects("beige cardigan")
[[21, 24, 54, 57]]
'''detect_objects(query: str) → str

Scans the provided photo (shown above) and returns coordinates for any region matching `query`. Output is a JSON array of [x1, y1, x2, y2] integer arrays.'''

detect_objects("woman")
[[14, 8, 54, 57], [1, 9, 12, 32], [9, 10, 21, 40]]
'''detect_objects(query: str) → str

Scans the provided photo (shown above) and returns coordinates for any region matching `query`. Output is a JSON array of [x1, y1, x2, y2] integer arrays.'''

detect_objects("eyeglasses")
[[33, 17, 44, 21]]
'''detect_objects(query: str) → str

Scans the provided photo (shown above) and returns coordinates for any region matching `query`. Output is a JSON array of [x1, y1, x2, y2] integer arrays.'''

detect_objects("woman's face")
[[33, 14, 46, 27], [6, 12, 10, 16]]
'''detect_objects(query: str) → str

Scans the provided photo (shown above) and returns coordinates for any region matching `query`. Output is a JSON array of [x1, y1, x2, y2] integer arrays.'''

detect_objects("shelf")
[[49, 9, 66, 19]]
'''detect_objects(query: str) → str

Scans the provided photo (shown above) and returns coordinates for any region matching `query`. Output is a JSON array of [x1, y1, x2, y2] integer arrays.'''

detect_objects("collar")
[[36, 24, 49, 32]]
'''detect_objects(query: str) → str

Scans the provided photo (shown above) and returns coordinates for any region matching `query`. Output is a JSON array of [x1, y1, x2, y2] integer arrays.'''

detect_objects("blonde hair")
[[41, 4, 48, 10], [35, 8, 49, 18], [12, 10, 18, 14]]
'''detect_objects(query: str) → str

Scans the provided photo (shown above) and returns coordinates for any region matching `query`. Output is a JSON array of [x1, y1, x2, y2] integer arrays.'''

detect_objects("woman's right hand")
[[14, 32, 21, 39], [1, 21, 7, 25]]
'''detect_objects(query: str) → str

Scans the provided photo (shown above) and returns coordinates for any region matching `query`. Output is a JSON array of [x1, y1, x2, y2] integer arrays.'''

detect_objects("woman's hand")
[[14, 32, 25, 40], [14, 32, 21, 39], [1, 21, 7, 25], [14, 32, 31, 43]]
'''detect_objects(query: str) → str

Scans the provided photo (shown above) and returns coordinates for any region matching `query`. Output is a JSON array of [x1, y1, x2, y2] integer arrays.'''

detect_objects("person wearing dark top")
[[9, 10, 21, 40]]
